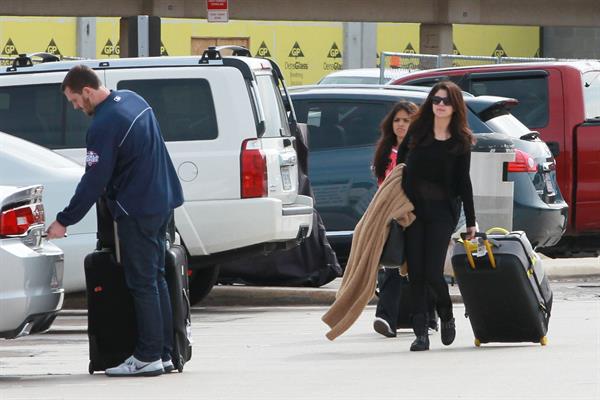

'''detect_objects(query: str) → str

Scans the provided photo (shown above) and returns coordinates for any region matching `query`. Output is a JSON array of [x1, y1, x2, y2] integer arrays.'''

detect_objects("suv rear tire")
[[188, 264, 220, 305]]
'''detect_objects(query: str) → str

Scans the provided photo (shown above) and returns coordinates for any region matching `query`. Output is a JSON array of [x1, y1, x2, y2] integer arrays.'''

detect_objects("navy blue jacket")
[[57, 90, 184, 226]]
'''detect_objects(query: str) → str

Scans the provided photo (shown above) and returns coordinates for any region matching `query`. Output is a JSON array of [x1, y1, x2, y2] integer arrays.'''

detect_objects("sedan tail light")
[[240, 139, 267, 198], [507, 149, 537, 173], [0, 204, 45, 236]]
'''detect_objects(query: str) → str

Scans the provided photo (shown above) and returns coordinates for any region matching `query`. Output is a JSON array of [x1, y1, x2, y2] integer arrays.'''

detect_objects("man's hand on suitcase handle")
[[46, 220, 67, 239]]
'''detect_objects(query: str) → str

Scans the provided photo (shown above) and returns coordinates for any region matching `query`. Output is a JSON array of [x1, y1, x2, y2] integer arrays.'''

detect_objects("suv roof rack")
[[199, 45, 251, 64], [7, 52, 60, 72]]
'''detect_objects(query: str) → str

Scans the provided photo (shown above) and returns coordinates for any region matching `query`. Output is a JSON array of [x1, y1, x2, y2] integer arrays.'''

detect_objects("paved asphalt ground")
[[0, 279, 599, 400]]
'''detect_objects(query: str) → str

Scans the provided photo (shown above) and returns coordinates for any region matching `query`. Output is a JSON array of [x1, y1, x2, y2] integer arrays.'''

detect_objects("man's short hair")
[[61, 65, 101, 93]]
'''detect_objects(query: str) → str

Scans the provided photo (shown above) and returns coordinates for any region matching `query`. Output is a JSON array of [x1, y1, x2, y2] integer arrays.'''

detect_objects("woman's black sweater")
[[397, 134, 476, 227]]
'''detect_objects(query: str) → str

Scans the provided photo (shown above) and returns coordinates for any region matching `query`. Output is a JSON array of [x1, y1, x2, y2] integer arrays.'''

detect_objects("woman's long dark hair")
[[373, 101, 418, 181], [406, 81, 474, 154]]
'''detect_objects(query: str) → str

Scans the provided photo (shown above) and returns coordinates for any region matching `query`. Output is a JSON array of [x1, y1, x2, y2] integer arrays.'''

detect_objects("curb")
[[60, 257, 600, 310]]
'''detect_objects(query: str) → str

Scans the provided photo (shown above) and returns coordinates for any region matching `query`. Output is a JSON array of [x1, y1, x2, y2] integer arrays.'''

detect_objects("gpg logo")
[[328, 43, 341, 59], [46, 39, 61, 56], [2, 39, 18, 56], [492, 44, 507, 58], [256, 41, 272, 57], [288, 42, 304, 58]]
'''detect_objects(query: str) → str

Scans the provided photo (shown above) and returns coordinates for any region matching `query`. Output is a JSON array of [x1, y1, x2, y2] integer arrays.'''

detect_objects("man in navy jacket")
[[47, 65, 184, 377]]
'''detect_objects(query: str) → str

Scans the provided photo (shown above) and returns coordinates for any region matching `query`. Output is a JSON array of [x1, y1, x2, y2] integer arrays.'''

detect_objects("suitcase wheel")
[[540, 336, 548, 346], [474, 338, 481, 347], [88, 361, 94, 375]]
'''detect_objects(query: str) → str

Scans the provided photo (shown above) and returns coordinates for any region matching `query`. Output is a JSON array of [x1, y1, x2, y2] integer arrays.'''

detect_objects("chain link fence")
[[379, 51, 560, 84]]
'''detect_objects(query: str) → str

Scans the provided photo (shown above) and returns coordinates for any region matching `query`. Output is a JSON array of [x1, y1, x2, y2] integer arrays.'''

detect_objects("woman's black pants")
[[405, 199, 456, 329]]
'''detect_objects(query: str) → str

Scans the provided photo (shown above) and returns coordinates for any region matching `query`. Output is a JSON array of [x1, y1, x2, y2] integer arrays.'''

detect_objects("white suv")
[[0, 48, 313, 302]]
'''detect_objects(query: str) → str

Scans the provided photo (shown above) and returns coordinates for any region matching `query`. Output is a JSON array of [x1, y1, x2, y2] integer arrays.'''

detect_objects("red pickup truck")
[[393, 61, 600, 252]]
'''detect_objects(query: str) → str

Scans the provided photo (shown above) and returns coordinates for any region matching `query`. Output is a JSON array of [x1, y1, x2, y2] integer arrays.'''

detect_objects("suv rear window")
[[294, 98, 492, 150], [255, 75, 291, 137], [293, 101, 391, 150], [0, 83, 90, 149], [117, 79, 218, 141], [469, 76, 549, 128], [582, 71, 600, 120]]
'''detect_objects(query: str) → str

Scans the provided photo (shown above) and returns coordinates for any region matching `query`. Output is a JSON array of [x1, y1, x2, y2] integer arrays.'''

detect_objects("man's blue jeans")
[[117, 213, 173, 362]]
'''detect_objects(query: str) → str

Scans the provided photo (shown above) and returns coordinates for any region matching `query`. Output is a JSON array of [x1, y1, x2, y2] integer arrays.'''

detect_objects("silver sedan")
[[0, 184, 64, 339]]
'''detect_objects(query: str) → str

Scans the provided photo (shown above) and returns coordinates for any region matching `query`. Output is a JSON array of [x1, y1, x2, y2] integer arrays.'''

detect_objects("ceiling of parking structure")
[[1, 0, 599, 27]]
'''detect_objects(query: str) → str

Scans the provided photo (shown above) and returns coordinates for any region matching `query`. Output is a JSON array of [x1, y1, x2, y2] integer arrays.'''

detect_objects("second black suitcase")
[[165, 241, 193, 372], [451, 230, 553, 346]]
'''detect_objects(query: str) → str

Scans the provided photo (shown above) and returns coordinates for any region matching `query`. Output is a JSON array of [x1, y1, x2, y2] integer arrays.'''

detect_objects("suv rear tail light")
[[0, 204, 45, 236], [240, 139, 267, 198], [507, 149, 537, 173]]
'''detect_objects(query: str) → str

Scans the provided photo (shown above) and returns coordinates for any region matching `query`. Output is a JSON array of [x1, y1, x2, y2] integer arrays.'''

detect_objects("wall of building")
[[542, 27, 600, 59], [1, 16, 542, 84]]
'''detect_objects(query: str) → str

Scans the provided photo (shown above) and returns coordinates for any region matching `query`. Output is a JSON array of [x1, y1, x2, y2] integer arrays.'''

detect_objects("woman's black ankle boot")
[[410, 314, 430, 351], [441, 317, 456, 346]]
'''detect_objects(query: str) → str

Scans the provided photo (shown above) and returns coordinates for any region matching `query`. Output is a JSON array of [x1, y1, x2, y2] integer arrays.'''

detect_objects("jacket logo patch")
[[114, 95, 121, 102], [86, 151, 100, 166]]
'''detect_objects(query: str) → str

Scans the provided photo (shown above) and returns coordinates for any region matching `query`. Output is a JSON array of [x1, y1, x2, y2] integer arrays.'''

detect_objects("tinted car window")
[[582, 71, 600, 120], [469, 76, 549, 128], [294, 101, 392, 150], [0, 83, 90, 149], [117, 79, 218, 141]]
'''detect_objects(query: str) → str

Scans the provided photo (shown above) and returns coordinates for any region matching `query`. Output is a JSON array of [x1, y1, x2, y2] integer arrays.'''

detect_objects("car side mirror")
[[546, 141, 560, 157]]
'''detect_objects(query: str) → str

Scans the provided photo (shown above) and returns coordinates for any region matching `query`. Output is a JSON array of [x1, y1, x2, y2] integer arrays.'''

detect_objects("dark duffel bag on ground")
[[451, 229, 553, 347]]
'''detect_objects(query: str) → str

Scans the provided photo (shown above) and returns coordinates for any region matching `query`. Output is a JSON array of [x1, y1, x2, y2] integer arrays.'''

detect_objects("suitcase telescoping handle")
[[113, 221, 121, 264], [459, 232, 496, 270], [485, 227, 510, 236]]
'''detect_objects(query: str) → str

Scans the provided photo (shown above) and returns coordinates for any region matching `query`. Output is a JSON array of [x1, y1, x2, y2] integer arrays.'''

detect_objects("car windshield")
[[483, 113, 531, 139]]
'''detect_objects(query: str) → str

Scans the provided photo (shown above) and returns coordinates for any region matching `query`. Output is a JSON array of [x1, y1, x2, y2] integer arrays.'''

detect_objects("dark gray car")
[[289, 85, 567, 262]]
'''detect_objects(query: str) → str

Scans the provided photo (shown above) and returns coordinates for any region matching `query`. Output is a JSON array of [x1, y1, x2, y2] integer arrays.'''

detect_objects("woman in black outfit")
[[397, 81, 477, 351]]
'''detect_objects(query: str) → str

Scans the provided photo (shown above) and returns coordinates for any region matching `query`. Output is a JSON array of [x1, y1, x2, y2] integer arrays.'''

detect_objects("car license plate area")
[[543, 174, 555, 194], [281, 167, 292, 190]]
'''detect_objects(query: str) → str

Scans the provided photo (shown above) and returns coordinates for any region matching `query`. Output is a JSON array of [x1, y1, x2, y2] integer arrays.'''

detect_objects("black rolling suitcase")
[[165, 233, 193, 372], [87, 202, 192, 373], [86, 200, 136, 374], [451, 229, 553, 347]]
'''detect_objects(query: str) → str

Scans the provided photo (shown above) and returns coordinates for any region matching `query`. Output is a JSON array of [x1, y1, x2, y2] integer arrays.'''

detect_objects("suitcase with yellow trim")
[[451, 229, 553, 346]]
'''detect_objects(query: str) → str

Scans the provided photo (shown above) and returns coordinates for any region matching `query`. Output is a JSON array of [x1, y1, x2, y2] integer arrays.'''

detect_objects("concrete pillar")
[[419, 23, 452, 55], [542, 27, 600, 59], [119, 16, 161, 58], [343, 22, 377, 69], [76, 17, 96, 59]]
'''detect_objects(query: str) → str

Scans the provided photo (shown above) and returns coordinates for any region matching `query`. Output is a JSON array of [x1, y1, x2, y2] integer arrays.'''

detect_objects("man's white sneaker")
[[162, 359, 175, 373], [105, 355, 164, 377]]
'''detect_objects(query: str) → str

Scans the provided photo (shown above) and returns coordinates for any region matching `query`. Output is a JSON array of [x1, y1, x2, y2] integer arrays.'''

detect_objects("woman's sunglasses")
[[431, 96, 451, 106]]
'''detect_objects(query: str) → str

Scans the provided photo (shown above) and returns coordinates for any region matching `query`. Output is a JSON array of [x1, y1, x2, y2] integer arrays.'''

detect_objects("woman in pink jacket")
[[371, 101, 421, 338]]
